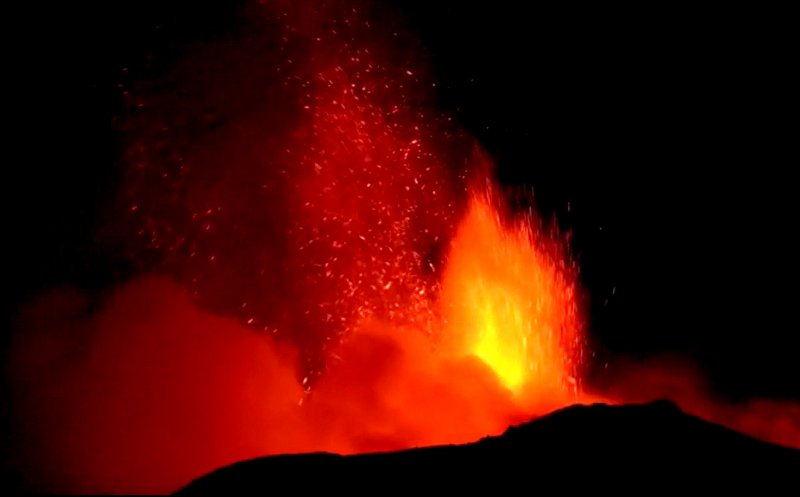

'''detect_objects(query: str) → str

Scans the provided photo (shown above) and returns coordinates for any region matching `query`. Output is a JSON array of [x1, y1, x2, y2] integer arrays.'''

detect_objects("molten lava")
[[300, 182, 586, 454], [441, 189, 582, 401]]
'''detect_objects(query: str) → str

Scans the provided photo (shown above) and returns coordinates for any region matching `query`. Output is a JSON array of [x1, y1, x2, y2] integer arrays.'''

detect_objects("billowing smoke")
[[6, 276, 532, 493]]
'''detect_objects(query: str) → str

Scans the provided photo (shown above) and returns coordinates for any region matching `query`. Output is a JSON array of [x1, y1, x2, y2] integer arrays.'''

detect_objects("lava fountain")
[[441, 185, 582, 404], [115, 0, 586, 396], [4, 1, 586, 492]]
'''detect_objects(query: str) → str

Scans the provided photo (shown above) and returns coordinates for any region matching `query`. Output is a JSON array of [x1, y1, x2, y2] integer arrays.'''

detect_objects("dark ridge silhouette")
[[176, 400, 799, 494]]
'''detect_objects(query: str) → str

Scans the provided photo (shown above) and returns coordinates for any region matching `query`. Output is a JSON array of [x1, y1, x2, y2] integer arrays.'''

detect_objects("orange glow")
[[441, 189, 582, 403], [301, 181, 588, 454]]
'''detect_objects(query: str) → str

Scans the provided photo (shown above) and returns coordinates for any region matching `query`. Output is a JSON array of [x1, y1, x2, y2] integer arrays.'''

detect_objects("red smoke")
[[4, 0, 799, 494], [594, 357, 800, 449], [6, 262, 578, 494]]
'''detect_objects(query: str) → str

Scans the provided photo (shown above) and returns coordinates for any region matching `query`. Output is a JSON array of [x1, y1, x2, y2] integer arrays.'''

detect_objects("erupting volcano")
[[4, 0, 799, 494], [119, 0, 586, 412]]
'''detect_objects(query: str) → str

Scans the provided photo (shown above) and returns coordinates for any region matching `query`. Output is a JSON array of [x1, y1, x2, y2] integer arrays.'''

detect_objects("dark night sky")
[[6, 1, 798, 401]]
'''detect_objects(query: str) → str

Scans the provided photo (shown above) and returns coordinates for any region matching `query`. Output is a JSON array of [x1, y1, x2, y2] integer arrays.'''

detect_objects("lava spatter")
[[441, 183, 584, 404]]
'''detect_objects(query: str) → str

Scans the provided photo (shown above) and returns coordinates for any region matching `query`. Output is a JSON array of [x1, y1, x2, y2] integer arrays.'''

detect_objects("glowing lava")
[[441, 187, 582, 400]]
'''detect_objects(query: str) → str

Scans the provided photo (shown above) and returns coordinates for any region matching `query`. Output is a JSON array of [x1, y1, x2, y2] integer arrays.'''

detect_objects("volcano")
[[4, 0, 800, 494], [177, 400, 799, 494]]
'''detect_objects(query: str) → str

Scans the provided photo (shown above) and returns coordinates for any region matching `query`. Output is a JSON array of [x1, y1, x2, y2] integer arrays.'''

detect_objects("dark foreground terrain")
[[177, 401, 799, 494]]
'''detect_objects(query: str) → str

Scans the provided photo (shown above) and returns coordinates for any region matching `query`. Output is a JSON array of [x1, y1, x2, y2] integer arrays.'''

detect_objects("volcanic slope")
[[176, 400, 799, 494]]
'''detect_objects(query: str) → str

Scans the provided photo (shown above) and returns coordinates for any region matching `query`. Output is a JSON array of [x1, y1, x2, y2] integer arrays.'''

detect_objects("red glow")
[[5, 1, 799, 494], [595, 358, 800, 450]]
